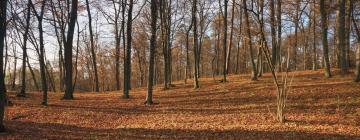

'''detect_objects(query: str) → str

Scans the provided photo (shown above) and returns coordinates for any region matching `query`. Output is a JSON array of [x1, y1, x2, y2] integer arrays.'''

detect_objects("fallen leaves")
[[1, 69, 360, 139]]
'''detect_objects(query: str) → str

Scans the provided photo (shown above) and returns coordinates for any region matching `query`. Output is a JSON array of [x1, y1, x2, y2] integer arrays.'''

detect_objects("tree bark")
[[123, 0, 133, 98], [18, 1, 32, 97], [270, 0, 277, 66], [226, 0, 235, 75], [243, 0, 257, 80], [0, 0, 7, 132], [85, 0, 99, 92], [222, 0, 228, 82], [192, 0, 199, 88], [337, 0, 348, 74], [320, 0, 332, 78], [351, 10, 360, 82], [276, 0, 282, 70], [30, 0, 48, 105], [146, 0, 158, 105], [63, 0, 78, 99]]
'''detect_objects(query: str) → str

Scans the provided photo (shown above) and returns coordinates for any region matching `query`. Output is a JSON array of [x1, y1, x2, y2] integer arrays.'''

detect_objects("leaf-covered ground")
[[1, 70, 360, 139]]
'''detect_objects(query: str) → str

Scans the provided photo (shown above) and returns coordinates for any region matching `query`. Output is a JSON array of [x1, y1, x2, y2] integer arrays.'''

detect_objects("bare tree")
[[243, 0, 257, 80], [270, 0, 277, 66], [0, 0, 7, 132], [192, 0, 199, 88], [352, 7, 360, 82], [18, 1, 32, 97], [146, 0, 158, 105], [220, 0, 228, 82], [85, 0, 100, 92], [63, 0, 78, 99], [320, 0, 332, 78], [29, 0, 48, 105], [123, 0, 134, 98], [337, 0, 348, 75]]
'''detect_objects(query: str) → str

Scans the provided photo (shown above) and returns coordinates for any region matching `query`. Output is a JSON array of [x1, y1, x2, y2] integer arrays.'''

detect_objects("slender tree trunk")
[[312, 1, 317, 70], [63, 0, 78, 99], [277, 0, 282, 70], [123, 0, 133, 98], [222, 0, 228, 82], [320, 0, 332, 78], [146, 0, 158, 105], [27, 57, 39, 91], [30, 0, 48, 105], [270, 0, 277, 65], [184, 23, 192, 84], [345, 0, 351, 68], [243, 0, 257, 80], [192, 0, 199, 88], [85, 0, 99, 92], [11, 49, 17, 90], [226, 0, 235, 74], [19, 1, 32, 97], [293, 0, 300, 70]]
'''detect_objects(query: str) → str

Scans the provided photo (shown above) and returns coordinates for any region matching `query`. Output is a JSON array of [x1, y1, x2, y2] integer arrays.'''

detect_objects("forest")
[[0, 0, 360, 139]]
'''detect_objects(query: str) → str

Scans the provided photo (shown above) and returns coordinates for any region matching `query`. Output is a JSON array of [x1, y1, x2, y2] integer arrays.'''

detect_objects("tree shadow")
[[2, 121, 358, 139]]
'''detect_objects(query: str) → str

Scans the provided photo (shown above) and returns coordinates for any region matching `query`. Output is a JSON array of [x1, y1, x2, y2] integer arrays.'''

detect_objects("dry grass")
[[1, 69, 360, 139]]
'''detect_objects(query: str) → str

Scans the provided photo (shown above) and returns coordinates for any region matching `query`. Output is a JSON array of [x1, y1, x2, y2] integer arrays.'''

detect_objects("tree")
[[270, 0, 277, 66], [63, 0, 79, 99], [311, 0, 317, 70], [96, 0, 123, 91], [221, 0, 228, 82], [320, 0, 332, 78], [159, 0, 171, 89], [146, 0, 158, 105], [29, 0, 48, 105], [123, 0, 134, 98], [337, 0, 348, 75], [276, 0, 282, 69], [85, 0, 100, 92], [225, 0, 235, 75], [192, 0, 199, 88], [18, 0, 32, 97], [243, 0, 257, 80], [0, 0, 7, 132], [352, 8, 360, 82]]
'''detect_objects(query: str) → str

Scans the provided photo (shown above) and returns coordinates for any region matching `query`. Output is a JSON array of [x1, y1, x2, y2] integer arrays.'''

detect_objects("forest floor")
[[1, 69, 360, 139]]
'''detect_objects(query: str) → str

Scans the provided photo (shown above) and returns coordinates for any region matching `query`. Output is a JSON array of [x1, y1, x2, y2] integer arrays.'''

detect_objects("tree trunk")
[[243, 0, 257, 80], [337, 0, 347, 74], [146, 0, 158, 105], [27, 57, 39, 91], [63, 0, 78, 99], [277, 0, 282, 70], [320, 0, 332, 78], [184, 22, 192, 84], [123, 0, 133, 98], [29, 0, 48, 105], [85, 0, 99, 92], [226, 0, 235, 75], [19, 1, 32, 97], [192, 0, 199, 88], [0, 0, 7, 132], [293, 0, 300, 70], [351, 10, 360, 82], [11, 48, 17, 90], [270, 0, 277, 66], [312, 1, 317, 70], [222, 0, 228, 82]]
